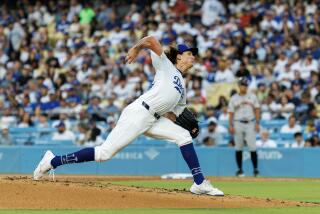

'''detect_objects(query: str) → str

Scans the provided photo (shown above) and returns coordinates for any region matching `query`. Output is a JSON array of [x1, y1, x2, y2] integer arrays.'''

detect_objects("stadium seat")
[[260, 120, 287, 132], [34, 139, 74, 146], [268, 132, 280, 140], [279, 133, 294, 141], [132, 137, 171, 147], [222, 133, 231, 141], [218, 120, 229, 128], [9, 127, 37, 133]]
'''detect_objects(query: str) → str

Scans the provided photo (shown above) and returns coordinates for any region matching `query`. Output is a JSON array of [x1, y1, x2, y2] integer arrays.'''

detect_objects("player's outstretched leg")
[[33, 108, 148, 180], [180, 143, 224, 196], [33, 148, 94, 180]]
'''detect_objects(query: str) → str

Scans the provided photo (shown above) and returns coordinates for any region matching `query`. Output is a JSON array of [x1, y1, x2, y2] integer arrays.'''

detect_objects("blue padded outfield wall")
[[0, 144, 320, 177]]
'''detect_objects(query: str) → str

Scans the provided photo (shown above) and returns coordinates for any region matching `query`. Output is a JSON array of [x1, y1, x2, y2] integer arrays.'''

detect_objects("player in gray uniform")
[[228, 77, 260, 177], [33, 35, 224, 196]]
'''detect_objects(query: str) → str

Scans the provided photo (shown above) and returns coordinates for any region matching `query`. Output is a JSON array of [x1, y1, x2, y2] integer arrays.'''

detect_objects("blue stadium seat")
[[12, 136, 32, 145], [9, 127, 58, 145], [222, 133, 231, 141], [217, 143, 229, 147], [268, 132, 280, 140], [218, 120, 229, 128], [276, 140, 291, 147], [36, 127, 57, 133], [9, 127, 56, 136], [34, 139, 74, 146], [199, 122, 207, 128], [260, 120, 287, 131], [279, 133, 294, 141], [132, 137, 171, 147], [9, 127, 37, 133]]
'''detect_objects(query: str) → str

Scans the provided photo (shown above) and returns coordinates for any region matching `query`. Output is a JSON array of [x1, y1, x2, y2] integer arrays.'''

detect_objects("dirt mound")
[[0, 175, 316, 209]]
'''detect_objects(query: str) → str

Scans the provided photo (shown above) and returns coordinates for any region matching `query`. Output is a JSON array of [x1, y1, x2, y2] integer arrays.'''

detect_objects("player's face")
[[239, 84, 248, 93], [180, 51, 195, 68]]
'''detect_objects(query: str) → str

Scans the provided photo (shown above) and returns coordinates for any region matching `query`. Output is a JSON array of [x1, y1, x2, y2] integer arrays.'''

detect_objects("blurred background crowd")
[[0, 0, 320, 148]]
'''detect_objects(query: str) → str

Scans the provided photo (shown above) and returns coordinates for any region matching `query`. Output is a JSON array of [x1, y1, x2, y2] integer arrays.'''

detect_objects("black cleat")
[[236, 169, 245, 177], [254, 169, 259, 177]]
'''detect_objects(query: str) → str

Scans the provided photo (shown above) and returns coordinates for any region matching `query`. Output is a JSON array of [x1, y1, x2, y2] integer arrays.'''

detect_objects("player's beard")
[[187, 60, 194, 70]]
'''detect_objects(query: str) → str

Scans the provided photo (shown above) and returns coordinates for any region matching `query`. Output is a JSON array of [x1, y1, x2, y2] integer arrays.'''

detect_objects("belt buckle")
[[154, 113, 160, 119]]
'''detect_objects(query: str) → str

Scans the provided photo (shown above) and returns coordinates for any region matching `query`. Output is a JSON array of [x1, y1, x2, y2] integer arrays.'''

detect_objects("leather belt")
[[238, 119, 254, 124], [142, 101, 160, 119]]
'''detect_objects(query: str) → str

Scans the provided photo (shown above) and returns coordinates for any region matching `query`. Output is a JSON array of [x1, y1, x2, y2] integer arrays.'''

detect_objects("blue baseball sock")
[[180, 143, 205, 185], [51, 148, 95, 168]]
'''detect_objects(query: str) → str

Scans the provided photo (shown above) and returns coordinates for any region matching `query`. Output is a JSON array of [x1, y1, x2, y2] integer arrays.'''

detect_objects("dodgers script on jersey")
[[228, 93, 260, 121], [137, 51, 186, 115]]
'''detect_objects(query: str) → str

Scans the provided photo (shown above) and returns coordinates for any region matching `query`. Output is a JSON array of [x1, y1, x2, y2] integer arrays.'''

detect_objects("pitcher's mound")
[[0, 175, 315, 209]]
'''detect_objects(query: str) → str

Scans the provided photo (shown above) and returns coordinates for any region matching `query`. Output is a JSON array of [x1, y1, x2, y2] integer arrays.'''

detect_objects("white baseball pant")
[[94, 100, 192, 162]]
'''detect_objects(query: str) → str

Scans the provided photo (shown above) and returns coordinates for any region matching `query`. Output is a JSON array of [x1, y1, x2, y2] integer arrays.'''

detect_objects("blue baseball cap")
[[177, 44, 198, 56], [56, 121, 65, 128], [238, 76, 250, 86]]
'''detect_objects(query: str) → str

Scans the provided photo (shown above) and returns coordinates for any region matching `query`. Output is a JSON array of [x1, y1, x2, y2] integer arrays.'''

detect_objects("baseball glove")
[[175, 108, 200, 138]]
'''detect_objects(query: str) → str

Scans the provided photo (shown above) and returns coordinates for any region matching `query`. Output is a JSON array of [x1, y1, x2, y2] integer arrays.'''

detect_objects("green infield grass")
[[108, 179, 320, 203]]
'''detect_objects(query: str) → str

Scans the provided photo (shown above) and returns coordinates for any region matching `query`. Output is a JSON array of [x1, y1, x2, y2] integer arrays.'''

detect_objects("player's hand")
[[229, 125, 234, 135], [255, 123, 260, 132], [125, 47, 139, 64]]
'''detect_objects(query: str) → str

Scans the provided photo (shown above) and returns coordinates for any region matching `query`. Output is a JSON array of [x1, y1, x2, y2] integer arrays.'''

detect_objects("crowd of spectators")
[[0, 0, 320, 147]]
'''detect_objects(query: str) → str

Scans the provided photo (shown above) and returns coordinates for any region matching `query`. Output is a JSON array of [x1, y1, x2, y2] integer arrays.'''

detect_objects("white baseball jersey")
[[228, 93, 260, 121], [137, 51, 186, 116], [95, 51, 191, 162]]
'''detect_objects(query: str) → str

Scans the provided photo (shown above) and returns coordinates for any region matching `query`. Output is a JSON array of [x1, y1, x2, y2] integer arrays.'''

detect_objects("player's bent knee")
[[94, 146, 115, 162], [176, 129, 193, 146]]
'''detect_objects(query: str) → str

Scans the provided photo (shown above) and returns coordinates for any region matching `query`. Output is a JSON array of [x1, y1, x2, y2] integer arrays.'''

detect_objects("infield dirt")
[[0, 175, 317, 209]]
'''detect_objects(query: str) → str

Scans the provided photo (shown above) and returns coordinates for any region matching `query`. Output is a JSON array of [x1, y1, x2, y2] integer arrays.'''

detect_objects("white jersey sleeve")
[[150, 50, 167, 71], [172, 103, 186, 116]]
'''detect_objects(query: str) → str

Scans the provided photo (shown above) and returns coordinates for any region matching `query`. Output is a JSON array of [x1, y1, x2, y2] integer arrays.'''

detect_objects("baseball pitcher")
[[33, 35, 223, 196]]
